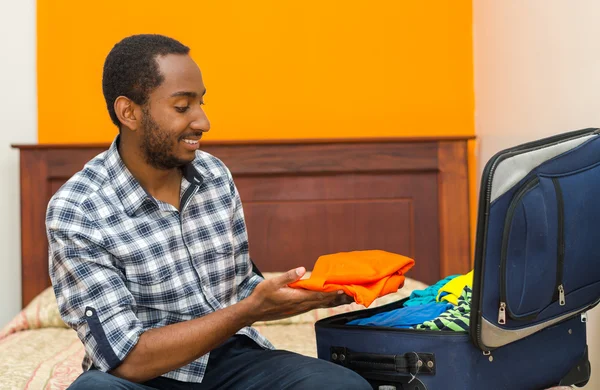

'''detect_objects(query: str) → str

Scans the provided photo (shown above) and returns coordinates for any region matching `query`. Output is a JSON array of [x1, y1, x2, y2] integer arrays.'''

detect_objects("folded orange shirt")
[[289, 250, 415, 307]]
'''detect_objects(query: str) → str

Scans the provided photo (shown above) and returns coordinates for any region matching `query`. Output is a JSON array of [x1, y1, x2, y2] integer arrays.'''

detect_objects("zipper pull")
[[558, 285, 566, 306], [498, 302, 506, 325]]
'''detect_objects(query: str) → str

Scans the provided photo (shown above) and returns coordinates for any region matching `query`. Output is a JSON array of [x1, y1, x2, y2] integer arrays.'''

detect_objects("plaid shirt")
[[46, 136, 273, 383]]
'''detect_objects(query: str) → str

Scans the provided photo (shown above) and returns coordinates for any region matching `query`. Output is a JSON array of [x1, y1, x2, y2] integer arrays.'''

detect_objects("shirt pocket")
[[122, 248, 174, 285], [122, 252, 194, 309]]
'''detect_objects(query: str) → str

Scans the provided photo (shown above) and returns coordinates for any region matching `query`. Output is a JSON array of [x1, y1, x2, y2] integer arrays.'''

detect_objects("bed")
[[1, 137, 477, 388]]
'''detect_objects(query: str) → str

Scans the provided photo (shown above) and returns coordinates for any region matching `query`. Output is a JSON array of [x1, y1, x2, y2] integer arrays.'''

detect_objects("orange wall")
[[38, 1, 473, 143]]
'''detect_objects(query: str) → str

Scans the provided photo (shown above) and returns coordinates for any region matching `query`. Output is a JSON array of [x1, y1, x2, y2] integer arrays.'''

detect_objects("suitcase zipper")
[[551, 178, 566, 306], [497, 302, 506, 324], [498, 176, 540, 324], [471, 128, 600, 350]]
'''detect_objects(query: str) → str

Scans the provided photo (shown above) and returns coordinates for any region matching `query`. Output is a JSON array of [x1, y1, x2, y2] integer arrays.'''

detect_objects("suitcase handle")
[[330, 347, 435, 375]]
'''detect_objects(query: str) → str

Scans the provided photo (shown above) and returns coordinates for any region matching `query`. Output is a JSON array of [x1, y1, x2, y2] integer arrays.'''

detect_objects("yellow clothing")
[[436, 270, 473, 305]]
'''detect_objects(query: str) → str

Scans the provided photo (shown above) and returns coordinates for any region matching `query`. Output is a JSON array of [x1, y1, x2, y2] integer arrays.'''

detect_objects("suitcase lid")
[[470, 127, 600, 351]]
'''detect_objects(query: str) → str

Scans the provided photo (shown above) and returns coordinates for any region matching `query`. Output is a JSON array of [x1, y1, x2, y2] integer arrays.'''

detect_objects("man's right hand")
[[110, 266, 352, 382], [244, 267, 354, 324]]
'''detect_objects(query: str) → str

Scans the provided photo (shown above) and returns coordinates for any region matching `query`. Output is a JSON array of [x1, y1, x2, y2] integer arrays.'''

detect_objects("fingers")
[[274, 267, 306, 287], [325, 291, 354, 307], [293, 292, 353, 312], [334, 294, 355, 306], [303, 290, 353, 308]]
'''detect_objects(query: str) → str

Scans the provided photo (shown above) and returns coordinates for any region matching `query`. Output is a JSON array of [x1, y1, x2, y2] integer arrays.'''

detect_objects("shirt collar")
[[105, 135, 211, 216], [182, 160, 208, 187]]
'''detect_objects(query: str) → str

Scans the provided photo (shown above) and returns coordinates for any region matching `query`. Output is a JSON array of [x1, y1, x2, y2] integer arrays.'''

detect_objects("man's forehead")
[[154, 54, 204, 94]]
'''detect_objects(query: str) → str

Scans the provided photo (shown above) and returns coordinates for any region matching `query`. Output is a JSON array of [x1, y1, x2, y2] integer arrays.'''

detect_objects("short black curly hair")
[[102, 34, 190, 129]]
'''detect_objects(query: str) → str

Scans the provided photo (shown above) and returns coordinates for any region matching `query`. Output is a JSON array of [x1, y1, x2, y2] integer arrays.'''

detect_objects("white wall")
[[0, 0, 37, 327], [474, 1, 600, 387]]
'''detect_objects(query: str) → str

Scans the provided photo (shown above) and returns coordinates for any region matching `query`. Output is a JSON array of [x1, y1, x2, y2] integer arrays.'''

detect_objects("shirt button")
[[86, 310, 93, 317]]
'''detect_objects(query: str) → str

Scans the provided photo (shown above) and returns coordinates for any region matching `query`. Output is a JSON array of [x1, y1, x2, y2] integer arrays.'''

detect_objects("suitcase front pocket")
[[499, 175, 563, 324], [499, 164, 600, 325]]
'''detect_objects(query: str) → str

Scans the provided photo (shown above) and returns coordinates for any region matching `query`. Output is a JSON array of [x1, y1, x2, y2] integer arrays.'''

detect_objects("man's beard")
[[140, 108, 190, 170]]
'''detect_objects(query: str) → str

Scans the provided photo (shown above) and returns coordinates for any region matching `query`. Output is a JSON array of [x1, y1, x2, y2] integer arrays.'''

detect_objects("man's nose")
[[190, 107, 210, 132]]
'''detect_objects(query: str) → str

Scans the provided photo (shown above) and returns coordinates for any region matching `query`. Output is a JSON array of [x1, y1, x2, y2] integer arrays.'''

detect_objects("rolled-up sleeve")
[[47, 197, 144, 372], [227, 172, 264, 302]]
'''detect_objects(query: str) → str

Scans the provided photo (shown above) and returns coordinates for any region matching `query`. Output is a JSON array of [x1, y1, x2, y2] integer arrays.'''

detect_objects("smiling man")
[[46, 35, 370, 390]]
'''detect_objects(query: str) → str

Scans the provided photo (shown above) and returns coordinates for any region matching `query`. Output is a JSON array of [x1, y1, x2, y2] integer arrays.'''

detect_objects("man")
[[46, 34, 371, 389]]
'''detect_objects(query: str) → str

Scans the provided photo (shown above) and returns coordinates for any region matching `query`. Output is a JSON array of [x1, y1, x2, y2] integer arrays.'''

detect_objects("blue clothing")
[[67, 336, 371, 390], [403, 275, 459, 307], [347, 302, 453, 328]]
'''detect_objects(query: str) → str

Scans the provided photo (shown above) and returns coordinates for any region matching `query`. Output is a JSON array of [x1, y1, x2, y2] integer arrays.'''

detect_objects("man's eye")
[[175, 106, 190, 113]]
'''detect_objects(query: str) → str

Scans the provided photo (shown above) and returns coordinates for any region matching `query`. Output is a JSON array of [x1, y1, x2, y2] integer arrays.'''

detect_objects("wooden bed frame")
[[13, 137, 473, 307]]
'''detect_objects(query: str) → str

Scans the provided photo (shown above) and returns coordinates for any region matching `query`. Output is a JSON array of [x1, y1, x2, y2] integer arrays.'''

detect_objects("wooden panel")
[[13, 138, 471, 307], [237, 172, 440, 284], [438, 141, 471, 276], [244, 199, 412, 264], [19, 150, 52, 307], [202, 142, 439, 174], [33, 141, 443, 177], [47, 148, 106, 178]]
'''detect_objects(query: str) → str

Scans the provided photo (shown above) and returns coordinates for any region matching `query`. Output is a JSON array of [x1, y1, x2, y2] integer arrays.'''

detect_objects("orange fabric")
[[289, 250, 415, 307]]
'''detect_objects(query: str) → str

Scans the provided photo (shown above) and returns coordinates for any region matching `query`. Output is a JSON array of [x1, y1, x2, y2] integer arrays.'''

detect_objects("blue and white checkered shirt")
[[46, 136, 274, 383]]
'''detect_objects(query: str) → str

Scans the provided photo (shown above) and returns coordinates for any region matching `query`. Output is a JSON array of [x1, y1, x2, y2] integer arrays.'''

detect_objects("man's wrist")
[[235, 296, 260, 327]]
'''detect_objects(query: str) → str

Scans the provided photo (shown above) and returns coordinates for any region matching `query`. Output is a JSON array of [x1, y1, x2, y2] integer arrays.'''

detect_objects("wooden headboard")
[[13, 137, 473, 307]]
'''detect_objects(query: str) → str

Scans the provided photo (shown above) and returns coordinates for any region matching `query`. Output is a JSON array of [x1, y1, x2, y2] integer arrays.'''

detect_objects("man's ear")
[[114, 96, 141, 131]]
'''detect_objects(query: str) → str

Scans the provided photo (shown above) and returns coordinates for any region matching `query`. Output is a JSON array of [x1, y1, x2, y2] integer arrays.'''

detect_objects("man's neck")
[[118, 137, 183, 205]]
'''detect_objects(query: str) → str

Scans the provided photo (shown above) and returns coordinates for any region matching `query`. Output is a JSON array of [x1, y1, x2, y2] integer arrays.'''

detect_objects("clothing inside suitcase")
[[315, 128, 600, 390]]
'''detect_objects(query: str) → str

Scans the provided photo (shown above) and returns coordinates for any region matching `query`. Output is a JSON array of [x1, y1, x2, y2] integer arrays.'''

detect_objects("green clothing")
[[416, 286, 471, 332]]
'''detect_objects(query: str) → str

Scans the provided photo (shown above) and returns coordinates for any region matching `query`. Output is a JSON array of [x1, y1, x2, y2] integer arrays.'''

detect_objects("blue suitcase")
[[315, 128, 600, 389]]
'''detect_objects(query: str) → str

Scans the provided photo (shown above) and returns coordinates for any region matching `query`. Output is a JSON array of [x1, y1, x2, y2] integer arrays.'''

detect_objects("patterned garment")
[[415, 286, 472, 332], [46, 136, 273, 383]]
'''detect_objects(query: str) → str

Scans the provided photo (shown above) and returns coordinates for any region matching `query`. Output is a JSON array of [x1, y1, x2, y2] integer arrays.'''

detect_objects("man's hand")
[[110, 266, 352, 382], [245, 267, 354, 323]]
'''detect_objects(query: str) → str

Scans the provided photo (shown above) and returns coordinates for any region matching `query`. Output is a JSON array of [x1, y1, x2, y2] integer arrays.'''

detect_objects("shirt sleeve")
[[46, 197, 144, 372], [227, 171, 264, 302]]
